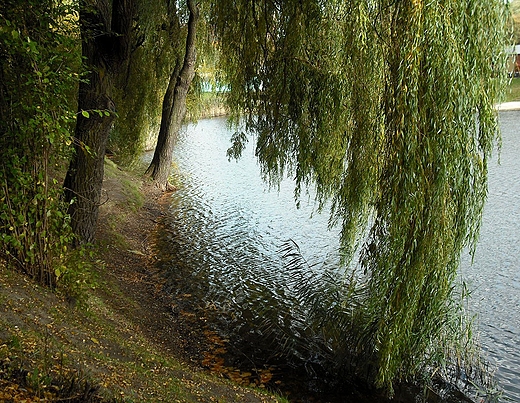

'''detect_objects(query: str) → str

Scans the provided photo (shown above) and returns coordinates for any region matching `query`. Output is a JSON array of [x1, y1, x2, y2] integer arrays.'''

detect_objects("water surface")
[[160, 114, 520, 401], [460, 110, 520, 402]]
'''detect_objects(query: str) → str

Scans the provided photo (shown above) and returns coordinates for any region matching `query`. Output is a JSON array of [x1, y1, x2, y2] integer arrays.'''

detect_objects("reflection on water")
[[159, 114, 520, 402]]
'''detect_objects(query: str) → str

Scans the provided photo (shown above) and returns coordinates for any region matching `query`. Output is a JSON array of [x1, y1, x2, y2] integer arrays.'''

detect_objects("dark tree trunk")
[[64, 0, 134, 244], [146, 0, 199, 191]]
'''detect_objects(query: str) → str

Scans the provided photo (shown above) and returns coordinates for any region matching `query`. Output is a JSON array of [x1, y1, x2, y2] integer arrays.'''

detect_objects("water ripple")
[[159, 113, 520, 402], [460, 111, 520, 402]]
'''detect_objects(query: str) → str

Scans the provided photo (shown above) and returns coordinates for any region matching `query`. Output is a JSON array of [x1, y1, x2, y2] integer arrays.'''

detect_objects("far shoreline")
[[497, 101, 520, 110]]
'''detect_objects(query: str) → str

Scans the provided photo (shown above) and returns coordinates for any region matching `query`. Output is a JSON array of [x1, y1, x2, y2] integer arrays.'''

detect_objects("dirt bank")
[[0, 158, 285, 403]]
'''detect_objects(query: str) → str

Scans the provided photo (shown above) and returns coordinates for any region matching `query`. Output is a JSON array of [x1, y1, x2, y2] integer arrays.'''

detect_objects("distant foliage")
[[212, 0, 509, 394], [0, 1, 80, 285], [109, 1, 219, 165]]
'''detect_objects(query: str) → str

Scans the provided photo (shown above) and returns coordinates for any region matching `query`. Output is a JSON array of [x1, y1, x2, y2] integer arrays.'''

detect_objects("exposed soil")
[[96, 172, 209, 365]]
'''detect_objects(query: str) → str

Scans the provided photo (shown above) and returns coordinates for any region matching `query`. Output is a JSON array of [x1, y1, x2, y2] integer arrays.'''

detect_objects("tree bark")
[[146, 0, 199, 191], [64, 0, 134, 244]]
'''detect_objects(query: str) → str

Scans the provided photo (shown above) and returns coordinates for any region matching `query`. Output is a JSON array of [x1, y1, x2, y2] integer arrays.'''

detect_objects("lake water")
[[160, 114, 520, 402], [459, 110, 520, 403]]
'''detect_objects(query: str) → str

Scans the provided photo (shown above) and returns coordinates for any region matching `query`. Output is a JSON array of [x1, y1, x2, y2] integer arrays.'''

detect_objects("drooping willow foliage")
[[511, 0, 520, 45], [109, 0, 212, 166], [109, 1, 184, 165], [211, 0, 509, 392]]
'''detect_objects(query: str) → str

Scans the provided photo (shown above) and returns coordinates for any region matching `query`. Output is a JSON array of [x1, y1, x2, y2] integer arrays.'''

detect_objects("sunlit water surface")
[[157, 114, 519, 402]]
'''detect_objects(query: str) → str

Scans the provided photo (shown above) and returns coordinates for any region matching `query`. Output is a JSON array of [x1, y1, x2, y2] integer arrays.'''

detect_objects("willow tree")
[[512, 0, 520, 44], [146, 0, 199, 190], [109, 0, 183, 166], [64, 0, 135, 244], [212, 0, 508, 393]]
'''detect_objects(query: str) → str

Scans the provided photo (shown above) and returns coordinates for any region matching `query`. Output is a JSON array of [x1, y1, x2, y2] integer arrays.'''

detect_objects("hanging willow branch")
[[211, 0, 509, 393]]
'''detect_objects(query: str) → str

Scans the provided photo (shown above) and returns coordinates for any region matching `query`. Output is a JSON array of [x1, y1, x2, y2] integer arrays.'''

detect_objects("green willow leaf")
[[212, 0, 509, 393]]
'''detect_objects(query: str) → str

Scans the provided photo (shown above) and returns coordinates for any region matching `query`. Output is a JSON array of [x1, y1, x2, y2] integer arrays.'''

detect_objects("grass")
[[0, 160, 288, 403], [505, 76, 520, 102], [121, 178, 144, 212]]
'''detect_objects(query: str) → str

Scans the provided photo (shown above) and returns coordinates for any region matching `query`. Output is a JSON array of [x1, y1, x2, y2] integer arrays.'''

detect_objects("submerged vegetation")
[[178, 235, 501, 401]]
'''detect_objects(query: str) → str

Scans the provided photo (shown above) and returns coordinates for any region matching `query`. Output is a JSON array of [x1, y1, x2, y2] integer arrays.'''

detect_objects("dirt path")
[[0, 160, 283, 403]]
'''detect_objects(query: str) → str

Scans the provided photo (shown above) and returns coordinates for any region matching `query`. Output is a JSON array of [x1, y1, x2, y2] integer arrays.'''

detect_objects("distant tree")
[[212, 0, 508, 393], [145, 0, 199, 190], [63, 0, 135, 244]]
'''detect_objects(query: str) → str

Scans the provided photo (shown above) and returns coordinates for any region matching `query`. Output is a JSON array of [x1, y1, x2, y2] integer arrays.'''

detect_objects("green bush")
[[0, 1, 80, 286]]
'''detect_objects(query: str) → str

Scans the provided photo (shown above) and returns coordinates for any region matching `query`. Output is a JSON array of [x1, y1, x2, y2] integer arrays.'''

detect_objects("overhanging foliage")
[[212, 0, 509, 392]]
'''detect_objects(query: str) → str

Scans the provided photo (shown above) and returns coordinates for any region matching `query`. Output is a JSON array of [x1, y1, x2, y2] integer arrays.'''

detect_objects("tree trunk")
[[146, 0, 199, 191], [64, 0, 134, 244]]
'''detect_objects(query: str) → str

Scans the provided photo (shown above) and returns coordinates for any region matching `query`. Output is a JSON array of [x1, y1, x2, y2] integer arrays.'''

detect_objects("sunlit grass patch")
[[505, 77, 520, 102]]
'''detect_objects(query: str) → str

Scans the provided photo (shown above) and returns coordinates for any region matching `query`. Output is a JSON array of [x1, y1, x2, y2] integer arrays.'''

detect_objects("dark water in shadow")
[[155, 114, 520, 402]]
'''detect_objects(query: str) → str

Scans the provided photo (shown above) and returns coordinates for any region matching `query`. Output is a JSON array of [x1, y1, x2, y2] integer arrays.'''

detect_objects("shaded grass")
[[0, 277, 242, 402], [0, 159, 288, 403]]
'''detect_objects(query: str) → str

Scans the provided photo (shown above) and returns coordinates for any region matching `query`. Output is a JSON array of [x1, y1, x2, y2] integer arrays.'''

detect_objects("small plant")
[[55, 247, 100, 308]]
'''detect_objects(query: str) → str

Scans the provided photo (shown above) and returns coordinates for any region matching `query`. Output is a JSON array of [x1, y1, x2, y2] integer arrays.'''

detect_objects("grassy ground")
[[505, 76, 520, 102], [0, 159, 287, 403]]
